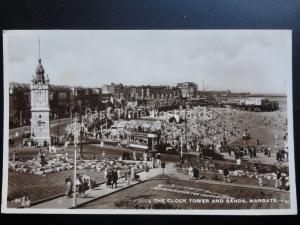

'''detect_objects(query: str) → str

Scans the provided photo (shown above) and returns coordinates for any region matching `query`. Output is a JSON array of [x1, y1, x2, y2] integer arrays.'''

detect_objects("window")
[[58, 92, 67, 100], [138, 138, 148, 144]]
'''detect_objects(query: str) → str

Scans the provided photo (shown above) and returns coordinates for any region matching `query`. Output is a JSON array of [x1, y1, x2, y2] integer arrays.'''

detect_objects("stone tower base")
[[33, 138, 51, 147]]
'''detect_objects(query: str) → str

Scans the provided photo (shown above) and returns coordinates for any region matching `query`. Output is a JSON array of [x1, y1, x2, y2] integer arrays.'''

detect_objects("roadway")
[[9, 118, 71, 147]]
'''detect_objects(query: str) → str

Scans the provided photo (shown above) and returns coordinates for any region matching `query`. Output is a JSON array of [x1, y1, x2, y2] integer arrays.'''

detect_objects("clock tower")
[[30, 56, 51, 146]]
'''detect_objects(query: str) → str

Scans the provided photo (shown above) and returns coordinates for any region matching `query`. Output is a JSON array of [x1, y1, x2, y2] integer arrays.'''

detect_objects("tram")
[[125, 130, 159, 152]]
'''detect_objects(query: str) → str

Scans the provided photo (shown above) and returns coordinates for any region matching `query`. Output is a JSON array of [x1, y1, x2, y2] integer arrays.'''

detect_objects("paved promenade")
[[31, 162, 287, 209], [31, 164, 169, 209]]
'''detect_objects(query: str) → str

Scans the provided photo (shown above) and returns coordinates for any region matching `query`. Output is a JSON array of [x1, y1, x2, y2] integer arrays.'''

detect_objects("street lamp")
[[80, 117, 84, 159], [274, 134, 278, 156], [196, 137, 200, 166], [201, 107, 207, 168], [180, 136, 183, 159], [179, 100, 189, 162], [185, 104, 189, 152], [56, 113, 59, 143], [70, 118, 81, 208]]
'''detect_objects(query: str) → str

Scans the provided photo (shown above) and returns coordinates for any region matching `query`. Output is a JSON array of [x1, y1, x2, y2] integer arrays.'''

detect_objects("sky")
[[4, 30, 291, 94]]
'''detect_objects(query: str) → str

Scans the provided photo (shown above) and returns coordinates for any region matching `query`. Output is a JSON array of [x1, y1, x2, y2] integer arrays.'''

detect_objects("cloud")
[[4, 30, 291, 94]]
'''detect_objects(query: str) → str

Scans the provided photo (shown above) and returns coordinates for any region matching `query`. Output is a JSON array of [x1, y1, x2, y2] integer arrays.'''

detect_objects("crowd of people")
[[182, 162, 289, 190], [12, 195, 31, 208], [64, 101, 288, 166], [63, 160, 151, 199], [159, 106, 288, 162], [65, 174, 95, 199], [63, 104, 289, 174]]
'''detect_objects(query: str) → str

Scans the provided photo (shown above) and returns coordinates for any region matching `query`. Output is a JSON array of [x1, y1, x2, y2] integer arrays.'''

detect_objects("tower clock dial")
[[34, 90, 46, 105]]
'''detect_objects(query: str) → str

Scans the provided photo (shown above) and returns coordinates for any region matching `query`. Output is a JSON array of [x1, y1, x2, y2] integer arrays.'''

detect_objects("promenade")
[[30, 162, 287, 209], [31, 163, 169, 209]]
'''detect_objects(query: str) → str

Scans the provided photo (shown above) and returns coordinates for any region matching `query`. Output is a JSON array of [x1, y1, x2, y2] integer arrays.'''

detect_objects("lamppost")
[[80, 117, 84, 159], [196, 137, 200, 166], [180, 136, 183, 159], [185, 103, 189, 154], [274, 134, 278, 156], [70, 105, 72, 122], [19, 110, 23, 127], [179, 99, 189, 162], [185, 105, 188, 150], [56, 113, 59, 142], [201, 107, 207, 169], [70, 118, 80, 208]]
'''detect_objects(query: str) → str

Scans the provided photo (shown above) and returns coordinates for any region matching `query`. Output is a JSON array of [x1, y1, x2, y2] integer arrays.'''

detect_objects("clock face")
[[34, 90, 46, 105]]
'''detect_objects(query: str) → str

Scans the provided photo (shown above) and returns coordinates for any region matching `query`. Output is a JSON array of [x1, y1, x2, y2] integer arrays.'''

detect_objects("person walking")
[[77, 175, 84, 198], [263, 147, 268, 156], [130, 166, 135, 183], [104, 167, 108, 184], [12, 149, 17, 162], [65, 176, 73, 198], [117, 168, 121, 180], [124, 166, 128, 181], [228, 146, 232, 156], [249, 147, 253, 158], [144, 163, 150, 180], [133, 151, 136, 161], [268, 147, 271, 157], [256, 139, 260, 145], [126, 166, 132, 185], [25, 196, 31, 208], [117, 141, 121, 148], [275, 170, 281, 188], [52, 145, 57, 154], [107, 170, 112, 188], [188, 165, 193, 180], [193, 166, 199, 180], [223, 168, 231, 183], [112, 169, 118, 188], [82, 177, 89, 198], [21, 196, 26, 208]]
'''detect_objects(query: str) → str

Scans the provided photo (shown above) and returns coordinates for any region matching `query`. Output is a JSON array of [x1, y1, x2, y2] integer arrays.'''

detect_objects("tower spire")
[[38, 38, 40, 59]]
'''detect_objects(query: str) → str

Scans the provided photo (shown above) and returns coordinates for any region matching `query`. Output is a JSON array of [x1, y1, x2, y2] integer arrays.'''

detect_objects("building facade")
[[102, 83, 181, 101], [49, 85, 73, 119], [72, 86, 103, 113], [9, 82, 31, 128], [176, 82, 198, 98]]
